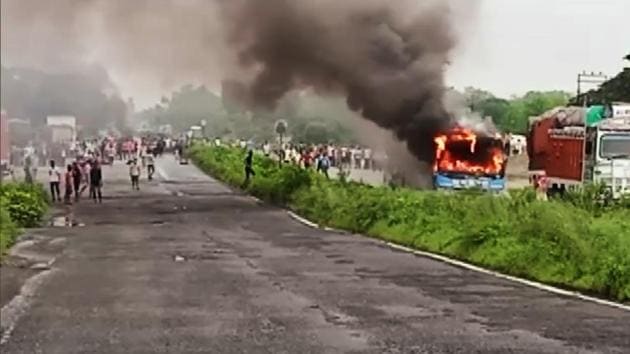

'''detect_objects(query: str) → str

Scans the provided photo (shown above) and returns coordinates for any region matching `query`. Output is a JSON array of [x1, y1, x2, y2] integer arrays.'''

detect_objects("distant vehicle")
[[46, 115, 77, 144], [432, 127, 507, 193], [527, 104, 630, 198], [509, 134, 527, 155], [189, 125, 203, 140]]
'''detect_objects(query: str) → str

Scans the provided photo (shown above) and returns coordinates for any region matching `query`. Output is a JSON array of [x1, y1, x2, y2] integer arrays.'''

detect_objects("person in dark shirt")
[[89, 160, 103, 203], [243, 150, 255, 187], [71, 162, 82, 201]]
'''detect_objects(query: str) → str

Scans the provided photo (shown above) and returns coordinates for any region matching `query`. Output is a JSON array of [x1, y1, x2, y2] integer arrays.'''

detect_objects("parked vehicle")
[[527, 104, 630, 198]]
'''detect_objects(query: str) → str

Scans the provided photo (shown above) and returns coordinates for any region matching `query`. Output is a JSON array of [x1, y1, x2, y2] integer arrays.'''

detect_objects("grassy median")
[[0, 183, 49, 258], [189, 145, 630, 302]]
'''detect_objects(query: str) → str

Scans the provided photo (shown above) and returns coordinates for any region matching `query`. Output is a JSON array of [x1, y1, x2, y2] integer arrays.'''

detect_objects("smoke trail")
[[1, 0, 468, 163], [218, 0, 458, 162]]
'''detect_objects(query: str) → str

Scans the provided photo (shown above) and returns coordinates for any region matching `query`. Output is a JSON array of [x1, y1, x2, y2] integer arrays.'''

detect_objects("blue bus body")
[[434, 172, 506, 192]]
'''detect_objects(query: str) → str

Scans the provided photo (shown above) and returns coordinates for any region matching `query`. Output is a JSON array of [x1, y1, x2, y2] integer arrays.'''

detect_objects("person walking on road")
[[318, 152, 331, 179], [79, 160, 91, 197], [145, 153, 155, 181], [48, 160, 61, 202], [64, 164, 74, 205], [71, 162, 82, 202], [129, 158, 141, 190], [243, 150, 255, 187], [89, 160, 103, 203]]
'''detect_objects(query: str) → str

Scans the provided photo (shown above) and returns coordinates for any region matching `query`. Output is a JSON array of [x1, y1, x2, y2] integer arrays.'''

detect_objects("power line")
[[576, 71, 608, 106]]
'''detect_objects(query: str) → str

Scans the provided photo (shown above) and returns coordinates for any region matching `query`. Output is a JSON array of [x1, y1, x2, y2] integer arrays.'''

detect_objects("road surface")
[[1, 155, 628, 353]]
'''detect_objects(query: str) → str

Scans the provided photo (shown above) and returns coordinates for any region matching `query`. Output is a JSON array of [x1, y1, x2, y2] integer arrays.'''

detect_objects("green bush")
[[0, 206, 20, 257], [189, 145, 630, 302], [0, 183, 49, 228]]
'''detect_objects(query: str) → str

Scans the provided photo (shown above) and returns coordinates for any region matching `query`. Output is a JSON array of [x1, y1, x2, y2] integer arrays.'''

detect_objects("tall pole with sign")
[[274, 120, 287, 167], [200, 119, 207, 140]]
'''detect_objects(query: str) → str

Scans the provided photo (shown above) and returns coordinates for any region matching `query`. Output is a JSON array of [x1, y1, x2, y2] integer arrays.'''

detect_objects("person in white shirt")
[[129, 159, 141, 190], [262, 141, 271, 157], [364, 148, 372, 170], [48, 160, 61, 202]]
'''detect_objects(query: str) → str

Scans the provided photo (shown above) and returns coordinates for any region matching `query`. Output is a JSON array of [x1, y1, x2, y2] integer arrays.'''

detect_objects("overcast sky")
[[123, 0, 629, 107], [446, 0, 629, 98], [2, 0, 628, 108]]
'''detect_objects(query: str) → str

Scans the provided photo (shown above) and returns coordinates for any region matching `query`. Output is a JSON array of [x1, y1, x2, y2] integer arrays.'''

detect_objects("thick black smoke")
[[219, 0, 457, 163], [2, 0, 464, 163]]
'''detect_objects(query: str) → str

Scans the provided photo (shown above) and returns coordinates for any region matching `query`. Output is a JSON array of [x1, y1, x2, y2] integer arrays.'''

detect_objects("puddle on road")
[[50, 216, 84, 228]]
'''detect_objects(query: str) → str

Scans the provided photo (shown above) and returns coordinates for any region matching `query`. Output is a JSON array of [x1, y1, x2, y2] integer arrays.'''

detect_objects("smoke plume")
[[220, 0, 457, 162], [1, 0, 469, 163]]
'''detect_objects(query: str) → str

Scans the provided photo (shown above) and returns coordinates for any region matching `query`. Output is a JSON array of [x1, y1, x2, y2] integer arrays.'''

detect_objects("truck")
[[527, 103, 630, 198], [433, 127, 507, 192], [46, 115, 77, 143]]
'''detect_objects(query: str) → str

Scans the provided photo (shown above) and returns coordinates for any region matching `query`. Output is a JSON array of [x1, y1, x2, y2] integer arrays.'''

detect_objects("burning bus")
[[432, 127, 507, 192]]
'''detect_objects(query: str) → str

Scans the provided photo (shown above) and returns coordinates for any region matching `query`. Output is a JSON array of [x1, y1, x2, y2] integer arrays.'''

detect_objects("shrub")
[[189, 146, 630, 302], [0, 183, 49, 228], [0, 206, 20, 257]]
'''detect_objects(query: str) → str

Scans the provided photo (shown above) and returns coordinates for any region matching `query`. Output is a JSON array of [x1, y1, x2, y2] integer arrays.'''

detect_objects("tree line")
[[1, 65, 129, 135]]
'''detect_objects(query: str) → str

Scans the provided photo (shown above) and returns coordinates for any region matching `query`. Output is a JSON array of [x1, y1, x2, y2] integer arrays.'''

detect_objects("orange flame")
[[433, 127, 505, 175]]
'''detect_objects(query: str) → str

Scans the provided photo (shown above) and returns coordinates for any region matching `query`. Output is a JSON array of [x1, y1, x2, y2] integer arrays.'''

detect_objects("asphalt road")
[[1, 155, 629, 353]]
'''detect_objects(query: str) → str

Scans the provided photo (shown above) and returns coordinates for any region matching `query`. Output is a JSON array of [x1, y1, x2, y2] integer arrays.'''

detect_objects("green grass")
[[0, 182, 49, 259], [0, 205, 20, 258], [189, 145, 630, 302]]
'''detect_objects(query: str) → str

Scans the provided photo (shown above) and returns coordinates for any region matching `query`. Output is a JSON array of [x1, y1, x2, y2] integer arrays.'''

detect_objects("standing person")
[[48, 160, 61, 202], [64, 164, 74, 205], [262, 141, 271, 157], [364, 147, 372, 170], [129, 158, 141, 190], [71, 162, 82, 201], [89, 160, 103, 203], [80, 160, 91, 197], [145, 152, 155, 181], [23, 154, 33, 184], [300, 149, 313, 169], [243, 150, 255, 187], [319, 152, 331, 179], [504, 133, 512, 160]]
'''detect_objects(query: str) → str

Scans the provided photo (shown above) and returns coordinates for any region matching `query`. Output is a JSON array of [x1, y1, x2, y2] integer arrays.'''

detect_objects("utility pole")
[[576, 71, 608, 107]]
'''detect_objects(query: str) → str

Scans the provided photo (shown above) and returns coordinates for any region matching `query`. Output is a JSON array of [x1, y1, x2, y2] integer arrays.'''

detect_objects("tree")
[[463, 87, 494, 111], [475, 97, 510, 127], [468, 89, 569, 133], [569, 68, 630, 106], [1, 65, 128, 133]]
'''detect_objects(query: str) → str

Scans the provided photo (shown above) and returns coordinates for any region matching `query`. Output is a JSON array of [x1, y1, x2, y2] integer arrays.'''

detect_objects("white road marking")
[[0, 269, 57, 346], [286, 211, 630, 312], [287, 211, 319, 228]]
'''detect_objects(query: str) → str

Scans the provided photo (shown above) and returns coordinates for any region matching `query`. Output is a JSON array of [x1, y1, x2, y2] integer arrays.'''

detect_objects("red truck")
[[527, 104, 630, 197]]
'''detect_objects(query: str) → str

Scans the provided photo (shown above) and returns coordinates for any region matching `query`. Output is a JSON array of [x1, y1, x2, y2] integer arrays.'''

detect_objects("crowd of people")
[[38, 135, 174, 205], [47, 158, 103, 204]]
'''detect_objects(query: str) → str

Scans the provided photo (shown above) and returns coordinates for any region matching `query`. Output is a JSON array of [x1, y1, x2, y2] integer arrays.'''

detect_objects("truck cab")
[[584, 119, 630, 197]]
